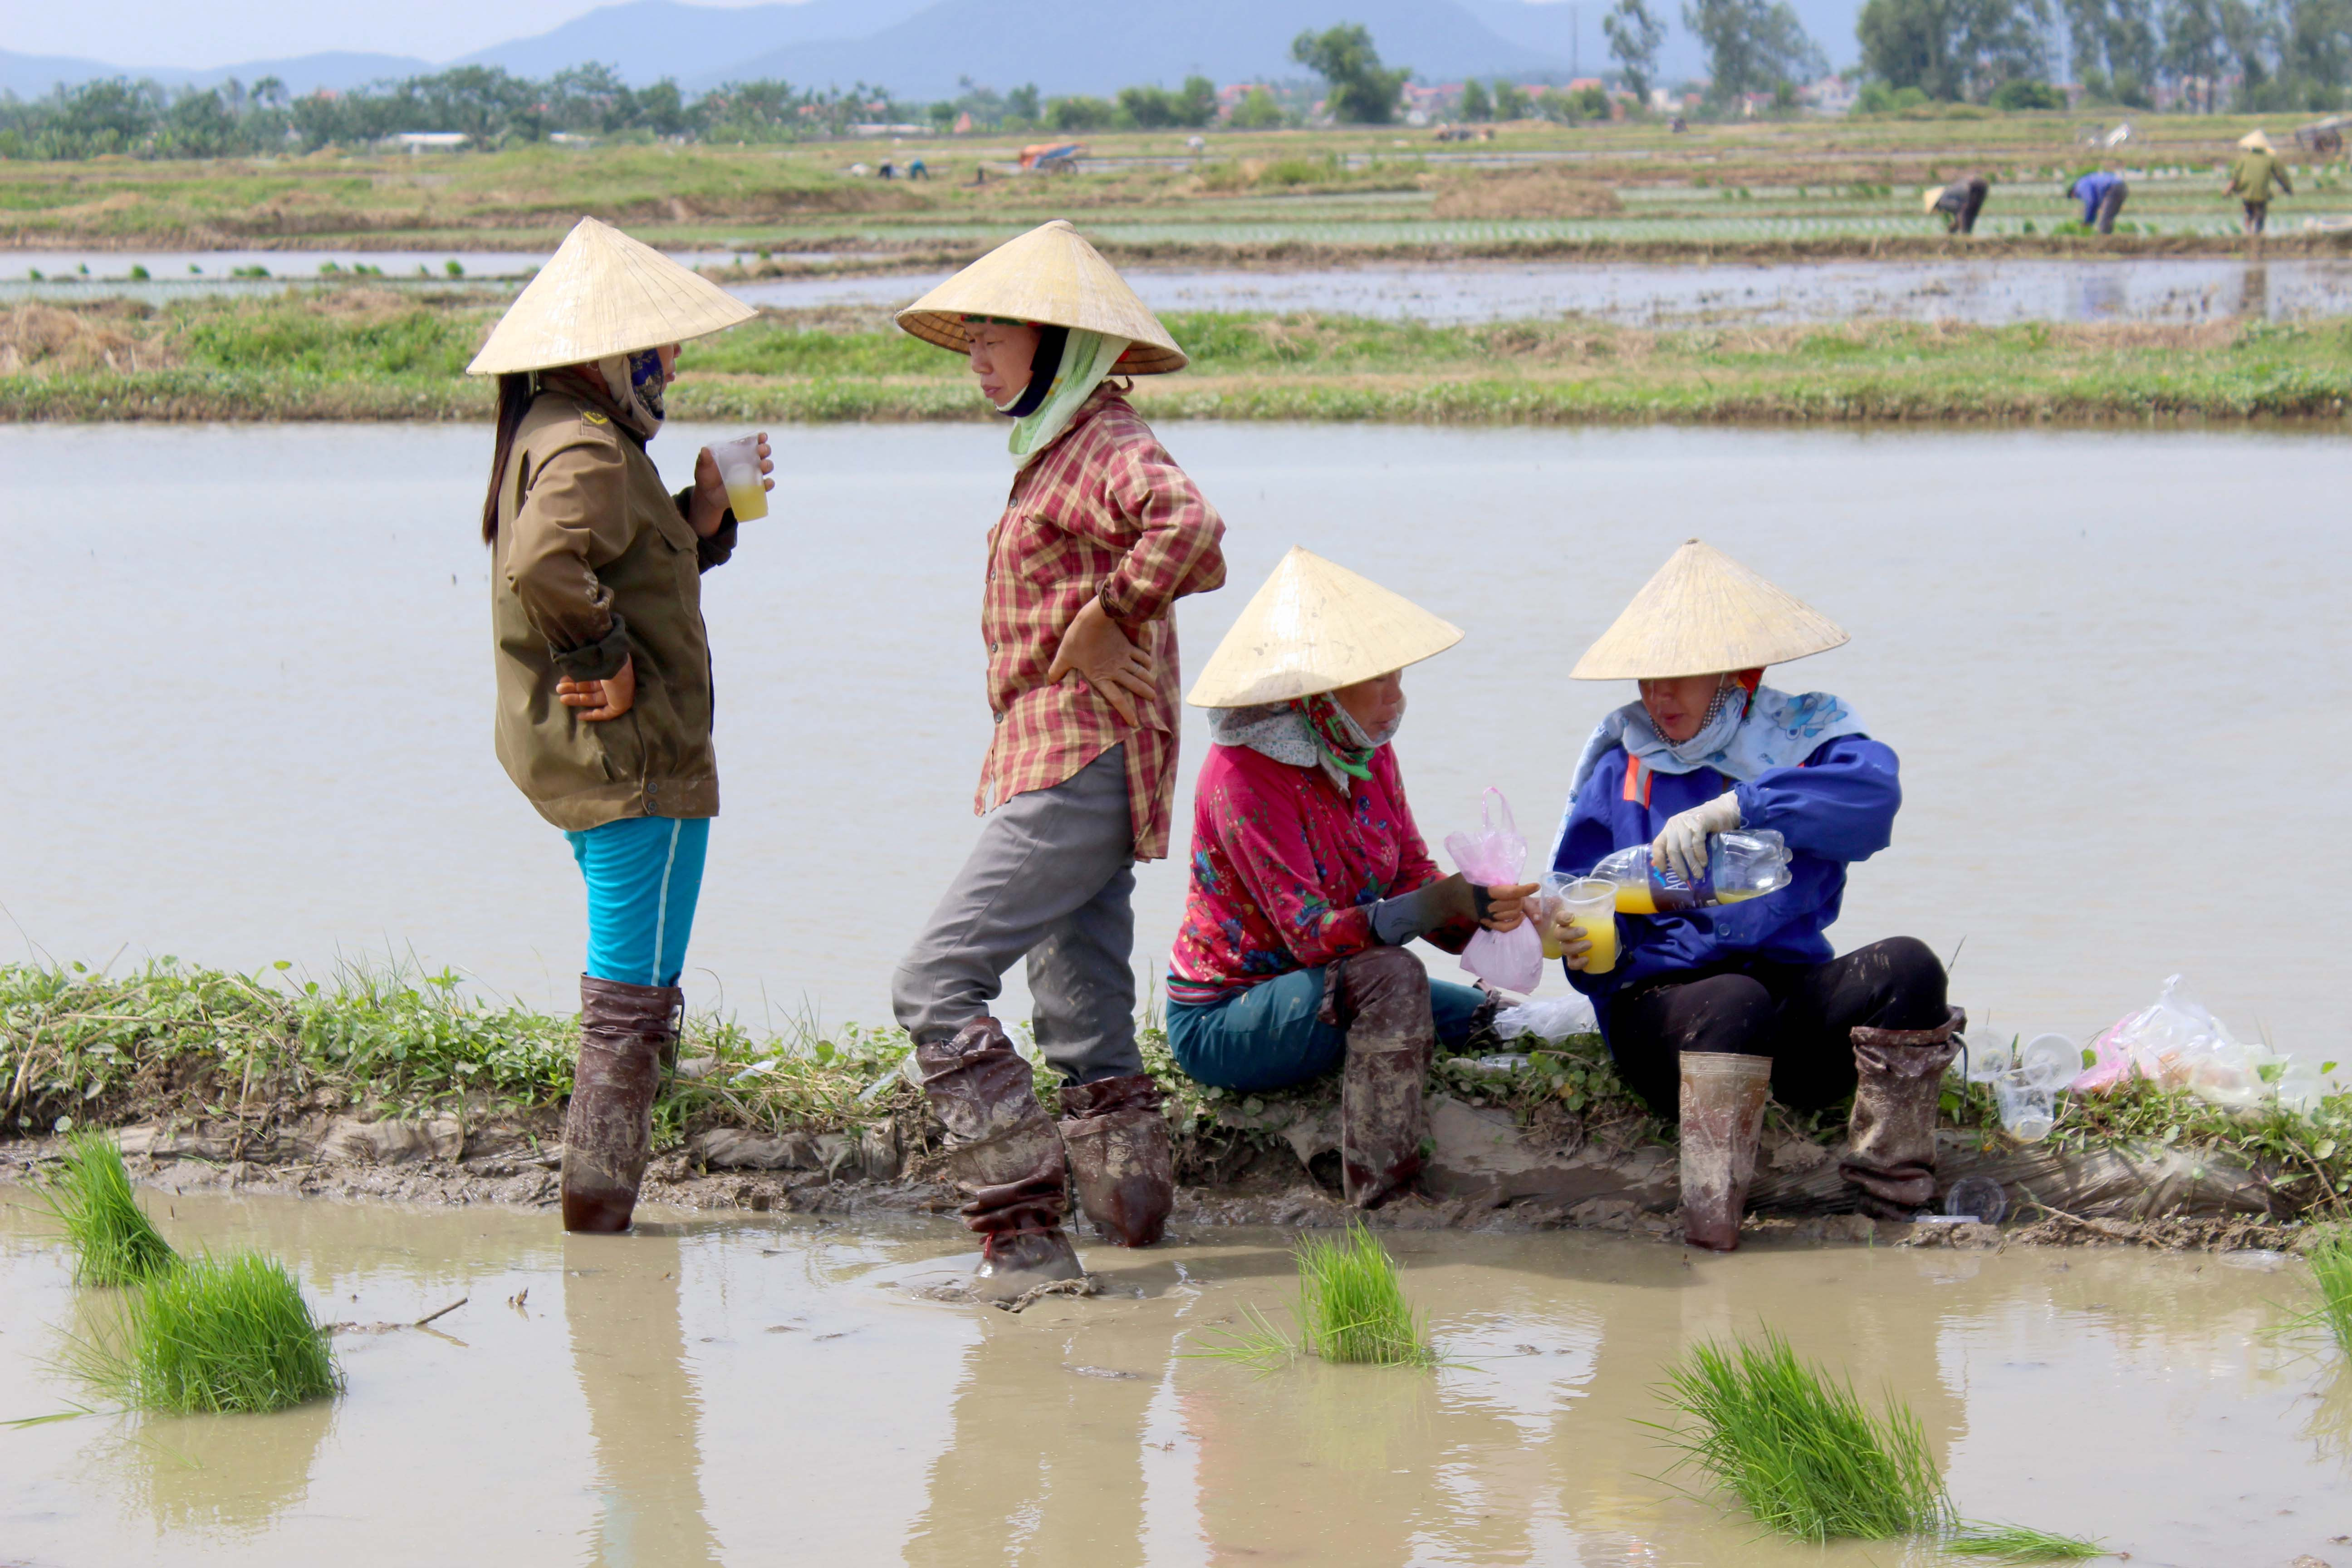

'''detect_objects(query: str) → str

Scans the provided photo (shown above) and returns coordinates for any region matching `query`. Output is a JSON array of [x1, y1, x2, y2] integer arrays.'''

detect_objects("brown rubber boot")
[[915, 1017, 1083, 1302], [1058, 1074, 1174, 1247], [1678, 1052, 1773, 1252], [561, 975, 680, 1234], [1841, 1006, 1966, 1220], [1323, 947, 1438, 1209]]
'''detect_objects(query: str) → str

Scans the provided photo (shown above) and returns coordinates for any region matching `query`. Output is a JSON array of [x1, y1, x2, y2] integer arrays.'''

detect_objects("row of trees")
[[1859, 0, 2352, 108], [0, 65, 917, 159]]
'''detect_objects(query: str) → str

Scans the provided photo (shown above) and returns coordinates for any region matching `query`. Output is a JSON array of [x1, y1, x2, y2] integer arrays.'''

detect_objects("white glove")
[[1651, 791, 1742, 886]]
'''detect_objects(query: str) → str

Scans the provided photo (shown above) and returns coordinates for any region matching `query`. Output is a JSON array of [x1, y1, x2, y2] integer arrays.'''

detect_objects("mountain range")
[[1, 0, 1863, 105]]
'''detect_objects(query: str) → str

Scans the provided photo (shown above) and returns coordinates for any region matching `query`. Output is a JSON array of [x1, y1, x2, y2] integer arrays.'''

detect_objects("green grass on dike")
[[11, 293, 2352, 425], [39, 1132, 177, 1286], [66, 1251, 341, 1414], [1, 959, 2348, 1219]]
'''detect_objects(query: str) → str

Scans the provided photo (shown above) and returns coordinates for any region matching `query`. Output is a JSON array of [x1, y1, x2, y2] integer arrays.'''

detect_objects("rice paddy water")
[[0, 1193, 2341, 1563]]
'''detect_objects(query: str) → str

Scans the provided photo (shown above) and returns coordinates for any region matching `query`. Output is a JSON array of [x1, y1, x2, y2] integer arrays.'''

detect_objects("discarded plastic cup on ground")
[[1964, 1027, 2015, 1083], [1943, 1174, 2009, 1224], [1556, 877, 1619, 975], [1993, 1069, 2054, 1142], [707, 433, 769, 521], [2017, 1034, 2080, 1093]]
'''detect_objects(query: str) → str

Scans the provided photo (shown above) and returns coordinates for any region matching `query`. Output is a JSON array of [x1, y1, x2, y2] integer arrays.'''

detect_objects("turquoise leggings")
[[564, 815, 710, 988]]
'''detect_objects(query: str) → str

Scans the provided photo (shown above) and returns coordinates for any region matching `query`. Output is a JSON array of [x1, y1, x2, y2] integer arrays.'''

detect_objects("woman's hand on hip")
[[558, 655, 636, 722], [1477, 882, 1540, 931], [1047, 597, 1156, 725]]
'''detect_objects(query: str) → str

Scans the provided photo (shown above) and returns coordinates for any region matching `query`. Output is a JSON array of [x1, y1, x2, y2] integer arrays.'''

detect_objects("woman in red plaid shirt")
[[888, 221, 1228, 1300]]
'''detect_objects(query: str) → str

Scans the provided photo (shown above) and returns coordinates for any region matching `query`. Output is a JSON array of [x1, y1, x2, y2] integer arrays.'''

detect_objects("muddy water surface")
[[0, 1192, 2343, 1566], [0, 421, 2342, 1056]]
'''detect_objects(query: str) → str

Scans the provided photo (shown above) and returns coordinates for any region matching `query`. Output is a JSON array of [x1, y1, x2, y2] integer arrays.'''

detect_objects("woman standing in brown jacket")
[[468, 217, 772, 1233]]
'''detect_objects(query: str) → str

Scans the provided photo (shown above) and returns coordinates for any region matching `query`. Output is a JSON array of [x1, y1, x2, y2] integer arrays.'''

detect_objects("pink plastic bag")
[[1443, 788, 1544, 996]]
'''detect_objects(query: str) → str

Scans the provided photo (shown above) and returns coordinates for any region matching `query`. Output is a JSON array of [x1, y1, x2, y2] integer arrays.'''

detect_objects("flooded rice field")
[[731, 255, 2352, 325], [0, 1190, 2343, 1566], [15, 250, 2352, 325], [0, 420, 2343, 1058]]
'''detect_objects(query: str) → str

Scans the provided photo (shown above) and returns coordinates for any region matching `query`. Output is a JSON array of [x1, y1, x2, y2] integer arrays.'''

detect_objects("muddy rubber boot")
[[1678, 1051, 1773, 1252], [915, 1017, 1083, 1303], [1324, 947, 1438, 1210], [1058, 1074, 1174, 1247], [1841, 1006, 1966, 1220], [561, 975, 680, 1235]]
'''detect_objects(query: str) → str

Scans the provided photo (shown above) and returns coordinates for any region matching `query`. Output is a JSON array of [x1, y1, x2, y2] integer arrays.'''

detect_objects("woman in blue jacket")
[[1545, 541, 1962, 1249]]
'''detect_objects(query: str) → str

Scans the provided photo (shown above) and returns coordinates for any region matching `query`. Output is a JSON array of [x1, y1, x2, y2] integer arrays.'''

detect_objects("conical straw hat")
[[1571, 539, 1847, 680], [895, 219, 1186, 374], [2238, 129, 2274, 151], [466, 216, 755, 376], [1186, 546, 1463, 708]]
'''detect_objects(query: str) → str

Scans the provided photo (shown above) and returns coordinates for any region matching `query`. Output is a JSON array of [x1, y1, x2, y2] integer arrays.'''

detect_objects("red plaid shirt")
[[977, 386, 1226, 860]]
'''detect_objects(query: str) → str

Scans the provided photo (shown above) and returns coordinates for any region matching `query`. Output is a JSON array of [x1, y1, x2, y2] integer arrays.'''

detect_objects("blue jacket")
[[2072, 171, 2122, 223], [1550, 735, 1902, 1011]]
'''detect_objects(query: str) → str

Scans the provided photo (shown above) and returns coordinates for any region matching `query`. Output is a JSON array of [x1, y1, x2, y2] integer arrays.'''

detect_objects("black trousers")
[[1600, 936, 1948, 1119]]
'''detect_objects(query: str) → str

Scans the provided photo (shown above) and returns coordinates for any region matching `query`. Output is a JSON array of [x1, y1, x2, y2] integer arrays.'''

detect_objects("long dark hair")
[[479, 373, 535, 544]]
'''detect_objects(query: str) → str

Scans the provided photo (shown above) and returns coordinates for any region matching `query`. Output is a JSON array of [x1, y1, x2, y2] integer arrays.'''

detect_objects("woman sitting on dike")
[[1544, 540, 1962, 1251], [1166, 548, 1535, 1209]]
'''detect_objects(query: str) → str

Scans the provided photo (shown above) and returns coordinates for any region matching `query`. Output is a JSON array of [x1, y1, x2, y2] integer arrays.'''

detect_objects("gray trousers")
[[892, 745, 1140, 1084]]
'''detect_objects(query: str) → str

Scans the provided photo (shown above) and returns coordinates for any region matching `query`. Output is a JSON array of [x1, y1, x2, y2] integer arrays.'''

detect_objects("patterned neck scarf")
[[1208, 692, 1388, 794], [596, 347, 667, 441]]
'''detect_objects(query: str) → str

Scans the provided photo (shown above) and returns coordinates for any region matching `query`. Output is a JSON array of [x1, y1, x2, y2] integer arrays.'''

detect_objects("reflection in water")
[[903, 1302, 1168, 1568], [564, 1232, 722, 1568], [2242, 261, 2272, 318], [121, 1403, 334, 1538], [5, 1197, 2352, 1565]]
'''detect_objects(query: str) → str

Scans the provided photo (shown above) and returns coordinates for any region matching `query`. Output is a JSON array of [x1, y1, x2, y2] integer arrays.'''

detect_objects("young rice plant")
[[1653, 1329, 1952, 1542], [2297, 1225, 2352, 1356], [70, 1252, 341, 1414], [1191, 1221, 1438, 1371], [41, 1132, 177, 1286], [1652, 1329, 2104, 1558]]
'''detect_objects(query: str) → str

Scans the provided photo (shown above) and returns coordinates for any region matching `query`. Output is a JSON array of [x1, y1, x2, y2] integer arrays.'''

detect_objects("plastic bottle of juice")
[[1592, 829, 1792, 914]]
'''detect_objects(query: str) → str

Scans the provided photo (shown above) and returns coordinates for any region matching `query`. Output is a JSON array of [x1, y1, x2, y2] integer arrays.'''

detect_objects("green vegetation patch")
[[1192, 1220, 1439, 1370], [39, 1131, 177, 1286], [1654, 1328, 1952, 1541], [69, 1251, 340, 1414]]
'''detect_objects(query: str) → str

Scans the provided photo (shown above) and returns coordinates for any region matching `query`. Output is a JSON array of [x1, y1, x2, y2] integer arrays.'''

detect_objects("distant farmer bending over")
[[1924, 174, 1990, 235], [2069, 167, 2128, 235]]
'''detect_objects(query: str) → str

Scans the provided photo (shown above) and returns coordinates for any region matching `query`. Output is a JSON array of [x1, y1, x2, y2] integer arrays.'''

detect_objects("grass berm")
[[8, 292, 2352, 426]]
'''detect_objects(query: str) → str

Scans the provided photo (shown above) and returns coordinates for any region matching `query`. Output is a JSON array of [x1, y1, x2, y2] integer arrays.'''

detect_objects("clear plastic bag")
[[2073, 974, 2271, 1109], [1444, 788, 1544, 995]]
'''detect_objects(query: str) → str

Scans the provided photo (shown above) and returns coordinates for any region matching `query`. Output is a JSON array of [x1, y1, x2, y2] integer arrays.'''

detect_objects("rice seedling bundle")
[[2302, 1226, 2352, 1355], [1653, 1329, 1952, 1542], [1293, 1224, 1436, 1368], [1189, 1221, 1438, 1371], [73, 1252, 341, 1414], [41, 1132, 177, 1286]]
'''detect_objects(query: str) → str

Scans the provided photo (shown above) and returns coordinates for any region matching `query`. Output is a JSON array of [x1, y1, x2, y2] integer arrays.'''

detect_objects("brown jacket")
[[490, 377, 736, 831]]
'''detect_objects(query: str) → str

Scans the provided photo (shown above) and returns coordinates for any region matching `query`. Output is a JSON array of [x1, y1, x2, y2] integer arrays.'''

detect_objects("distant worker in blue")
[[2069, 167, 2129, 234], [1542, 541, 1961, 1252], [908, 157, 928, 180]]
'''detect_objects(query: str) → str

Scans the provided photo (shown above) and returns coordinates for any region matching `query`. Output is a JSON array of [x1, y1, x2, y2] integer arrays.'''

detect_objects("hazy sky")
[[4, 0, 780, 67]]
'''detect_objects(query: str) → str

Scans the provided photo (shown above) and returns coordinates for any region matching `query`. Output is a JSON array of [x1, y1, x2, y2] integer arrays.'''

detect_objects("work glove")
[[1651, 791, 1741, 887]]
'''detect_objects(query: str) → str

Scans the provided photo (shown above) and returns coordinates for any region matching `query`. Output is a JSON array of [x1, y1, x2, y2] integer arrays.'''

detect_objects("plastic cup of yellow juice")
[[707, 433, 769, 521], [1559, 877, 1619, 974]]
